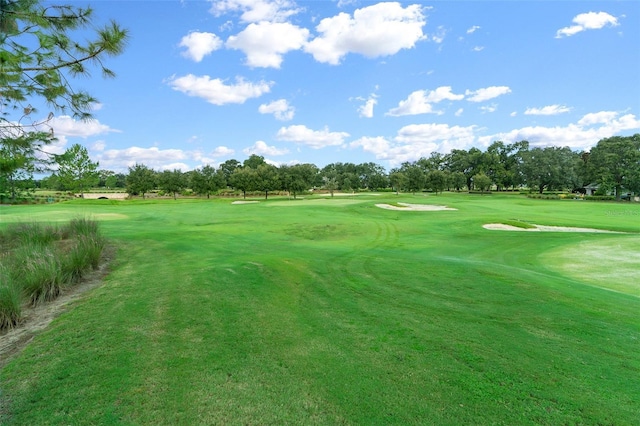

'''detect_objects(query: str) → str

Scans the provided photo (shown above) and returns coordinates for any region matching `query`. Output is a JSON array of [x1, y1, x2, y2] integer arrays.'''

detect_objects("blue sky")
[[38, 0, 640, 172]]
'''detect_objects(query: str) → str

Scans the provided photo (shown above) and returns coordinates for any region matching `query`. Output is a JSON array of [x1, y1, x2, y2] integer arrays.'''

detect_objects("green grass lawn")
[[1, 193, 639, 424]]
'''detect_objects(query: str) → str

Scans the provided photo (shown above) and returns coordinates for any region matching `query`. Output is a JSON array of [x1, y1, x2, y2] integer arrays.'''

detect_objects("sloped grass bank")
[[0, 195, 639, 424], [0, 219, 105, 329]]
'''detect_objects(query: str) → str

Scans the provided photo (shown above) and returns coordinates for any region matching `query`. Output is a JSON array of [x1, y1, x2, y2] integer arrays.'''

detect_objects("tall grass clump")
[[4, 222, 60, 246], [0, 217, 106, 329], [64, 217, 100, 238], [10, 243, 64, 306], [0, 266, 21, 329]]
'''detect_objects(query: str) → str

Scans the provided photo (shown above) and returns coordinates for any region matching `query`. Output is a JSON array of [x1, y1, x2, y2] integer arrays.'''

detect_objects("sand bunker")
[[376, 203, 457, 211], [231, 200, 259, 204], [483, 223, 624, 233]]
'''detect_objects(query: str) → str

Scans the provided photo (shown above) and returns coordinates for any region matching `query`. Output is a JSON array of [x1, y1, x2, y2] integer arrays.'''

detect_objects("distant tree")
[[521, 146, 578, 193], [158, 169, 185, 200], [320, 165, 339, 197], [97, 170, 114, 188], [389, 171, 408, 195], [280, 163, 318, 199], [255, 164, 279, 199], [426, 170, 447, 194], [588, 134, 640, 200], [191, 165, 222, 198], [243, 154, 266, 169], [55, 143, 99, 197], [219, 159, 241, 187], [357, 162, 387, 190], [448, 171, 466, 192], [230, 167, 257, 199], [472, 173, 491, 192], [401, 162, 425, 194], [126, 163, 155, 198], [0, 139, 37, 201]]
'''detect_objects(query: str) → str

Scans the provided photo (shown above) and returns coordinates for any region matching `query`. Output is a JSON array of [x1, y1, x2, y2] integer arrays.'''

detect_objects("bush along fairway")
[[0, 194, 639, 425]]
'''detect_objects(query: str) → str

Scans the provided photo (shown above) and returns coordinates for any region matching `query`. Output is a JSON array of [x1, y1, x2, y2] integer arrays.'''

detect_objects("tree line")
[[1, 2, 638, 203], [14, 134, 637, 202]]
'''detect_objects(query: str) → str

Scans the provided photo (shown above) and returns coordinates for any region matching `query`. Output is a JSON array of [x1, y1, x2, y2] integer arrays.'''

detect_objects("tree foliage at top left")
[[0, 0, 128, 199]]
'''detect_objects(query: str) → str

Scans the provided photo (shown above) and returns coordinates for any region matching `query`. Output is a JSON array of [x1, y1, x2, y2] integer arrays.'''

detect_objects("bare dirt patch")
[[375, 203, 457, 211], [483, 223, 625, 233], [0, 246, 115, 369]]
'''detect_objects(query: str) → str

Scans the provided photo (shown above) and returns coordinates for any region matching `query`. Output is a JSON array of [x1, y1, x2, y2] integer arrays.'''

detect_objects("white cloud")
[[259, 99, 295, 120], [160, 163, 191, 172], [92, 141, 106, 151], [455, 108, 464, 117], [577, 111, 618, 126], [96, 146, 189, 170], [47, 115, 118, 138], [358, 95, 378, 118], [467, 25, 480, 34], [168, 74, 272, 105], [525, 105, 572, 115], [179, 31, 223, 62], [226, 21, 309, 68], [556, 11, 619, 38], [480, 111, 640, 150], [351, 123, 478, 165], [386, 86, 464, 116], [472, 46, 484, 52], [243, 140, 289, 156], [465, 86, 511, 102], [429, 25, 447, 44], [305, 2, 426, 65], [276, 124, 350, 149], [210, 0, 300, 23], [480, 104, 497, 113]]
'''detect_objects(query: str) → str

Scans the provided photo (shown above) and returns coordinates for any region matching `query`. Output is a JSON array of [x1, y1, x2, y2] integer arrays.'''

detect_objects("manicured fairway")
[[1, 194, 639, 424]]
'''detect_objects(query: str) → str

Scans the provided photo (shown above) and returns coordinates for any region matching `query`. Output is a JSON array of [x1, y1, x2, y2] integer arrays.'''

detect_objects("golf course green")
[[1, 193, 639, 424]]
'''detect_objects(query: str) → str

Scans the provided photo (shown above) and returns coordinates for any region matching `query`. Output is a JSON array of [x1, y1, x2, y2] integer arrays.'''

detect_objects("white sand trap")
[[231, 200, 259, 204], [376, 203, 457, 211], [483, 223, 625, 233]]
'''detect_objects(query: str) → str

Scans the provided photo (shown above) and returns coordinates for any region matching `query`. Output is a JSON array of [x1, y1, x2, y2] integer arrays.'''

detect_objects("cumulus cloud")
[[243, 140, 289, 156], [96, 145, 239, 172], [168, 74, 272, 105], [465, 86, 511, 102], [386, 86, 464, 116], [259, 99, 295, 120], [47, 115, 118, 138], [96, 146, 189, 170], [351, 123, 477, 165], [226, 21, 309, 68], [525, 105, 572, 115], [210, 0, 300, 23], [304, 2, 426, 65], [480, 111, 640, 150], [276, 124, 350, 149], [179, 31, 223, 62], [358, 94, 378, 118], [556, 11, 619, 38]]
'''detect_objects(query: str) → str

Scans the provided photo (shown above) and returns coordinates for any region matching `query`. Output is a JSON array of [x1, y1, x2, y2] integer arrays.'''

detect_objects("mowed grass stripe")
[[0, 194, 639, 424]]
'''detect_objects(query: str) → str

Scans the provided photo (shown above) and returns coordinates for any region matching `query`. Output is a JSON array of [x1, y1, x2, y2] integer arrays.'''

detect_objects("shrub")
[[585, 195, 616, 201]]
